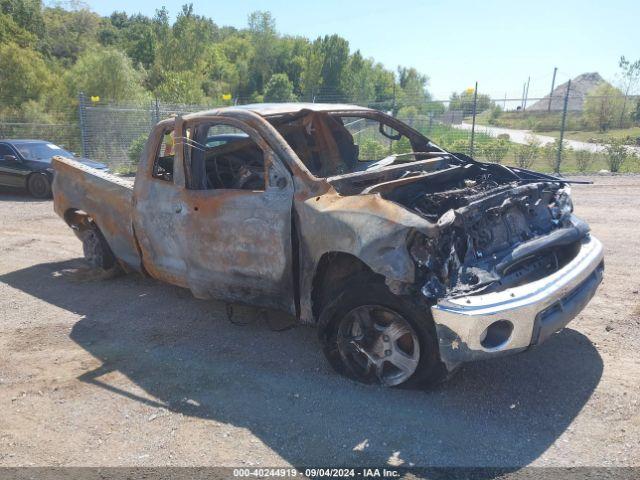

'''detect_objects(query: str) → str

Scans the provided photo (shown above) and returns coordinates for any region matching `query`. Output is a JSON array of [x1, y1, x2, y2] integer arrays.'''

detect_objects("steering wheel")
[[207, 153, 263, 189]]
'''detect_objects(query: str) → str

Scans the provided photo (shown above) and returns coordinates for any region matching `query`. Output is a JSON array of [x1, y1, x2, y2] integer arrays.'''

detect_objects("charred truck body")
[[52, 104, 604, 387]]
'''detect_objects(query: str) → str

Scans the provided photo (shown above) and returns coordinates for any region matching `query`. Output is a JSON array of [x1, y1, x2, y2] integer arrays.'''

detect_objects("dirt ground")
[[1, 175, 639, 469]]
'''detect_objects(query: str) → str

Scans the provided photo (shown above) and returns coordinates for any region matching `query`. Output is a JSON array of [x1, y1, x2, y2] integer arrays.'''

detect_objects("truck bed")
[[51, 156, 141, 269]]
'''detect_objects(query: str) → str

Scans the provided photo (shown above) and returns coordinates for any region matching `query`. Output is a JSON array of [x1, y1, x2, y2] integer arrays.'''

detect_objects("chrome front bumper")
[[431, 234, 604, 370]]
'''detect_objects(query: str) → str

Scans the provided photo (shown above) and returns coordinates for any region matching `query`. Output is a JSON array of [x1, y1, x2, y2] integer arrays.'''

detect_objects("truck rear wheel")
[[318, 278, 446, 388], [81, 225, 117, 271]]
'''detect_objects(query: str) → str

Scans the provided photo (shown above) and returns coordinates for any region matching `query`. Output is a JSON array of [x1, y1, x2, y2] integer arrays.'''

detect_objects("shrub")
[[397, 105, 419, 120], [480, 139, 510, 164], [391, 136, 412, 155], [514, 136, 541, 169], [128, 134, 147, 164], [488, 105, 502, 124], [575, 150, 594, 173], [447, 138, 471, 156], [358, 139, 388, 161], [542, 139, 570, 173], [603, 138, 629, 172]]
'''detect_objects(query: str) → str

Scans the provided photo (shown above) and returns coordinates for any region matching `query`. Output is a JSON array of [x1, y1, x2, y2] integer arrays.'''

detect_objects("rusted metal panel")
[[52, 106, 441, 325], [51, 156, 141, 270], [293, 188, 440, 324]]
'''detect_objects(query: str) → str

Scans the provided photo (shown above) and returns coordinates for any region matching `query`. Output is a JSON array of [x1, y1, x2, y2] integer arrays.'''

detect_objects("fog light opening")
[[480, 320, 514, 349]]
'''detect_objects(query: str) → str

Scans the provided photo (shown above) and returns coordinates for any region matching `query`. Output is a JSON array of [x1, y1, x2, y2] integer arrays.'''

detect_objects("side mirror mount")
[[4, 155, 20, 163]]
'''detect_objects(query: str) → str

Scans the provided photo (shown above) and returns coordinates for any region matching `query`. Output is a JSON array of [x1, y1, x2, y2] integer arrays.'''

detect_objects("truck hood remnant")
[[327, 159, 586, 300]]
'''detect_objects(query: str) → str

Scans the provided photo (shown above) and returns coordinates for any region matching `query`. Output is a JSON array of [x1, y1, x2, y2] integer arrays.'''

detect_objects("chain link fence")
[[0, 102, 81, 155], [2, 89, 639, 174]]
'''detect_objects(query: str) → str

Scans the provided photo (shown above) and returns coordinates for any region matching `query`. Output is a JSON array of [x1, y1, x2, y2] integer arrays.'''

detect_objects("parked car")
[[50, 103, 604, 387], [0, 139, 107, 198]]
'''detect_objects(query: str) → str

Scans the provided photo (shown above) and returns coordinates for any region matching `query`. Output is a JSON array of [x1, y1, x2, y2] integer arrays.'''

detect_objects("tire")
[[81, 224, 117, 271], [27, 173, 52, 199], [318, 276, 446, 388]]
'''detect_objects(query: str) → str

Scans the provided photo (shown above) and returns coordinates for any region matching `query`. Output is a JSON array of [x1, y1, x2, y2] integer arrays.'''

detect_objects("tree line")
[[0, 0, 442, 119]]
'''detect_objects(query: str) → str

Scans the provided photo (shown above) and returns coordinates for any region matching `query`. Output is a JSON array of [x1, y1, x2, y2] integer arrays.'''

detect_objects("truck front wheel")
[[81, 225, 117, 271], [318, 279, 446, 388]]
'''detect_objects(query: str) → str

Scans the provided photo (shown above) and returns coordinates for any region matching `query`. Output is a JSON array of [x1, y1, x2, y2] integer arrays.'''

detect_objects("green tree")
[[42, 6, 101, 64], [343, 51, 377, 104], [0, 41, 51, 106], [397, 106, 419, 120], [263, 73, 295, 102], [247, 11, 276, 93], [632, 98, 640, 123], [316, 34, 351, 101], [68, 47, 147, 102], [583, 83, 625, 132], [397, 67, 431, 112], [0, 11, 36, 47], [449, 88, 493, 116], [300, 42, 324, 101], [0, 0, 44, 39], [155, 70, 205, 104], [617, 55, 640, 127]]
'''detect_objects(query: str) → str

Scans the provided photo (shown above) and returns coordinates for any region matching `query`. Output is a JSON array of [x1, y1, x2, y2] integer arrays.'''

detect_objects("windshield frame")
[[265, 108, 451, 180]]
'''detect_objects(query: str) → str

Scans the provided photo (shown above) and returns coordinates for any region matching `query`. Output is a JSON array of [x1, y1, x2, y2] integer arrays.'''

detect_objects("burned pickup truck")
[[52, 103, 604, 387]]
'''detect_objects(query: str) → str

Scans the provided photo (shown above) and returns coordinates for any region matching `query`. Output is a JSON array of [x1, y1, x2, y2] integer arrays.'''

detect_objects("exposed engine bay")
[[328, 156, 586, 300]]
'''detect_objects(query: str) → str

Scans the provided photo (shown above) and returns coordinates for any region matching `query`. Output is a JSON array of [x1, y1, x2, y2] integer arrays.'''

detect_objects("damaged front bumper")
[[431, 234, 604, 371]]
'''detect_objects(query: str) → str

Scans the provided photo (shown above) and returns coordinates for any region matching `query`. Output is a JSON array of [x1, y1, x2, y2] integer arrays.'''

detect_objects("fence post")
[[469, 81, 478, 157], [548, 67, 558, 112], [556, 79, 571, 173], [77, 92, 89, 158], [154, 96, 161, 124]]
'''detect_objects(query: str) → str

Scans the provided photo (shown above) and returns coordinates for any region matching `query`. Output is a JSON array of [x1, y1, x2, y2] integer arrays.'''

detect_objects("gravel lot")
[[1, 175, 639, 469]]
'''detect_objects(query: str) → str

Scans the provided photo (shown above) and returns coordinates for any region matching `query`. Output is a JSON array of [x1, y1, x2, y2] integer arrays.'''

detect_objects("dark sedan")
[[0, 140, 108, 198]]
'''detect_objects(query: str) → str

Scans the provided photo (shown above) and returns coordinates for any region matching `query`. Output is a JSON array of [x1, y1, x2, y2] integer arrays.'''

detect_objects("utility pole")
[[469, 81, 478, 157], [503, 92, 507, 110], [523, 76, 530, 110], [548, 67, 558, 112], [521, 82, 526, 110], [556, 79, 571, 173]]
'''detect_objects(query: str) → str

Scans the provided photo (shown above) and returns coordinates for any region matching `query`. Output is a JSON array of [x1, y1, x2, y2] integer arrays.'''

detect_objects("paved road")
[[453, 122, 640, 155]]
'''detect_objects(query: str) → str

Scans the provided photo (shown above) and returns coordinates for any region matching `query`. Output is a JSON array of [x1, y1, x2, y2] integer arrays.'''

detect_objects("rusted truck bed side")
[[51, 156, 141, 270]]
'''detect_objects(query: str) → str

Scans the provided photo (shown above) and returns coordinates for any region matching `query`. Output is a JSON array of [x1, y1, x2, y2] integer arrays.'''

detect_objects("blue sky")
[[77, 0, 639, 101]]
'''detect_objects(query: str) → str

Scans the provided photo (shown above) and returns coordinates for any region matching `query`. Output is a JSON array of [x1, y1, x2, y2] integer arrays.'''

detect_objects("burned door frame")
[[175, 114, 297, 314], [132, 118, 190, 288]]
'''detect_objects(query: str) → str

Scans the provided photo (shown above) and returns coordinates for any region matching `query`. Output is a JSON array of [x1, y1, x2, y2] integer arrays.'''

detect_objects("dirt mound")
[[528, 72, 606, 112]]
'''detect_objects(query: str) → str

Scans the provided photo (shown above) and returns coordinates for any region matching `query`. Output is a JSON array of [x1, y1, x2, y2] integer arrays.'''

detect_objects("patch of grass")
[[472, 110, 586, 133], [543, 126, 640, 144]]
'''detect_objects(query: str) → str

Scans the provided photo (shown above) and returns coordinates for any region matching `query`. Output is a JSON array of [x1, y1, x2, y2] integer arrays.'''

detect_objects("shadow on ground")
[[0, 188, 48, 202], [1, 259, 603, 469]]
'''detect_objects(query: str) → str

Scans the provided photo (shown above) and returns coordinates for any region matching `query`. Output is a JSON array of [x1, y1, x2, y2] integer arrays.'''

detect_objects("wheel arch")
[[310, 251, 382, 322], [63, 208, 93, 232]]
